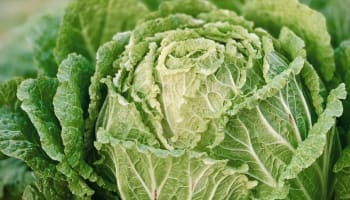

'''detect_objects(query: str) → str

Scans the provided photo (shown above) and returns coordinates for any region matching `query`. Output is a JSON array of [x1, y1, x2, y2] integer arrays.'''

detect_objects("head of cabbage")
[[0, 0, 347, 199], [93, 0, 345, 199]]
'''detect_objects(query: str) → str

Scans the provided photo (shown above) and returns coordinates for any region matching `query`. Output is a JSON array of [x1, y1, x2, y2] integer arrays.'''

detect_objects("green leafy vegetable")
[[1, 0, 350, 199]]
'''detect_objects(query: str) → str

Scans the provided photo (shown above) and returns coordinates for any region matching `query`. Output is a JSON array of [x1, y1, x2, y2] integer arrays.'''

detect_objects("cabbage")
[[0, 0, 348, 199]]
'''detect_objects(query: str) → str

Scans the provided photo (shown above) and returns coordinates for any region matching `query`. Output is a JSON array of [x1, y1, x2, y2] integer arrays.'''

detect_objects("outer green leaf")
[[278, 27, 307, 59], [54, 0, 150, 64], [283, 84, 346, 178], [95, 133, 256, 200], [0, 79, 86, 198], [55, 161, 95, 199], [15, 76, 97, 198], [52, 54, 115, 196], [0, 106, 63, 181], [0, 104, 62, 179], [0, 79, 63, 181], [53, 54, 95, 181], [17, 77, 64, 162], [228, 57, 304, 116], [278, 27, 324, 116], [243, 0, 335, 83]]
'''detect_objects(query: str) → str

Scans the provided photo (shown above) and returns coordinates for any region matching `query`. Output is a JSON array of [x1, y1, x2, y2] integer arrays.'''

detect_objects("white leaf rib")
[[208, 172, 229, 200], [156, 161, 172, 199], [278, 92, 302, 142], [293, 78, 312, 128], [190, 165, 211, 196], [256, 105, 295, 152], [123, 147, 153, 199], [146, 154, 157, 200], [236, 118, 277, 187]]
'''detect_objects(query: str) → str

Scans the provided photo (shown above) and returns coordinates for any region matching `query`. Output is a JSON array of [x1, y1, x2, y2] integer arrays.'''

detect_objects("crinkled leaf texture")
[[0, 79, 63, 181], [95, 132, 256, 200], [92, 0, 345, 199], [0, 62, 112, 199], [0, 79, 77, 199], [53, 54, 95, 180], [16, 73, 98, 198], [54, 0, 153, 163], [242, 0, 335, 84], [0, 0, 156, 198], [17, 77, 63, 162]]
